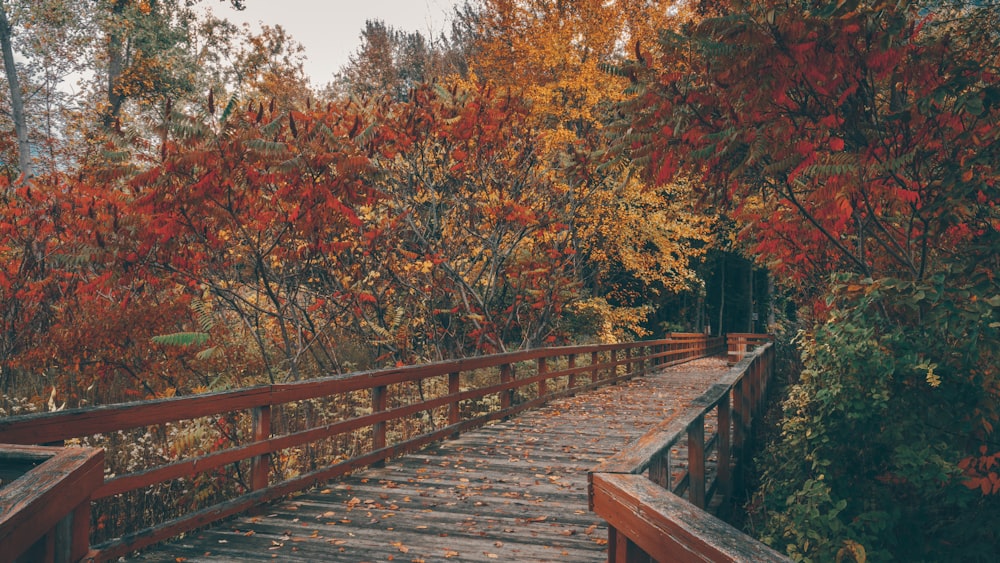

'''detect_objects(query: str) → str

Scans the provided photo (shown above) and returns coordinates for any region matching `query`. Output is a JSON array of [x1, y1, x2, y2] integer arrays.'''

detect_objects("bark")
[[103, 0, 127, 128], [0, 1, 32, 179]]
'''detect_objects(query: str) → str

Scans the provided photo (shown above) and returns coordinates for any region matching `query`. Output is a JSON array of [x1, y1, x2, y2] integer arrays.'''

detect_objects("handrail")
[[0, 334, 723, 562], [588, 334, 790, 562], [0, 445, 104, 562]]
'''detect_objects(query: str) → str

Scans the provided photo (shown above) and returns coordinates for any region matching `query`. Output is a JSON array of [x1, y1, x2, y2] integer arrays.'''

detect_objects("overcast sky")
[[208, 0, 467, 86]]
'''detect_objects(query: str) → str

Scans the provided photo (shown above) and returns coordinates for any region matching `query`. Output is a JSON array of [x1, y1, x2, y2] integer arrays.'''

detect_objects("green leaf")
[[152, 332, 210, 347]]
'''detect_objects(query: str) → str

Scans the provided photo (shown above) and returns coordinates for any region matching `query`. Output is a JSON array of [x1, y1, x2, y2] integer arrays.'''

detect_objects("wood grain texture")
[[591, 473, 790, 563], [129, 358, 728, 562]]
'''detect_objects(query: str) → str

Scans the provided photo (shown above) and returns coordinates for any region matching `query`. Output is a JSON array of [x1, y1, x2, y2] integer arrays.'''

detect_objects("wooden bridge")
[[0, 334, 788, 562]]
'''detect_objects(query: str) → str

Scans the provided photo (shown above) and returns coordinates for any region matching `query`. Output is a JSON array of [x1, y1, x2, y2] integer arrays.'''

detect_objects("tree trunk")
[[717, 254, 725, 336], [103, 0, 127, 128], [0, 2, 32, 179]]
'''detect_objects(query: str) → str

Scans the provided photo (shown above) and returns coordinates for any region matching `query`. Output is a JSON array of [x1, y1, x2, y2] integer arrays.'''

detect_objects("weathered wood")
[[591, 473, 790, 562], [6, 336, 723, 561], [0, 339, 698, 446], [448, 371, 461, 438], [372, 385, 387, 468], [500, 363, 512, 411], [717, 395, 732, 502], [0, 387, 273, 445], [568, 353, 577, 389], [537, 356, 548, 398], [588, 343, 782, 563], [0, 446, 103, 563], [251, 405, 271, 492], [133, 358, 728, 562], [649, 451, 670, 489], [688, 416, 706, 509]]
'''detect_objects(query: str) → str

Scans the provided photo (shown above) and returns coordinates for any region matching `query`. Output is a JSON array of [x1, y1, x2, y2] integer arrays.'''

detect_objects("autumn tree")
[[466, 0, 716, 338], [329, 19, 468, 101], [362, 83, 579, 359], [612, 0, 1000, 558]]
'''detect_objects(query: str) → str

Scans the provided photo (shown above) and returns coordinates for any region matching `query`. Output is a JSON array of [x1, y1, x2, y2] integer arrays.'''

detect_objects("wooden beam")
[[590, 473, 790, 562]]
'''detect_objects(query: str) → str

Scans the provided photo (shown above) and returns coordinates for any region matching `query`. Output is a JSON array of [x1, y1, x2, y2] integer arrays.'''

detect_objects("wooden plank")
[[717, 396, 732, 502], [591, 473, 790, 562], [537, 356, 548, 398], [688, 416, 706, 509], [0, 447, 104, 562], [251, 405, 271, 492], [448, 371, 461, 439], [130, 356, 730, 562], [372, 385, 387, 468], [568, 354, 577, 389], [0, 338, 709, 446], [0, 387, 273, 445], [591, 350, 768, 476]]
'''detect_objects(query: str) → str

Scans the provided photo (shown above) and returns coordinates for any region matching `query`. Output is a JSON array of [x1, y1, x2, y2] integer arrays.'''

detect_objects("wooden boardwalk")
[[134, 357, 729, 562]]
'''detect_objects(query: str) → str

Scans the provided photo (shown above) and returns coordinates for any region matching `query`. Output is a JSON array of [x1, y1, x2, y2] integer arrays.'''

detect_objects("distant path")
[[135, 357, 729, 562]]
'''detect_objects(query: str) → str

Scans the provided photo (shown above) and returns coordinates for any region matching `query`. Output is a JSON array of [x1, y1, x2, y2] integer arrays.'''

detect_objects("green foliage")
[[754, 269, 1000, 561], [151, 332, 210, 347]]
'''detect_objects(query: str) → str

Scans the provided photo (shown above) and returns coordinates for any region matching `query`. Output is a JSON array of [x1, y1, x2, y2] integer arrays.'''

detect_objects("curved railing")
[[588, 338, 790, 562], [0, 334, 722, 561]]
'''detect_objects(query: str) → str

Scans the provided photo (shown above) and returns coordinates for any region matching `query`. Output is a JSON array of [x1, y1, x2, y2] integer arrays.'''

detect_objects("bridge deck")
[[134, 357, 729, 562]]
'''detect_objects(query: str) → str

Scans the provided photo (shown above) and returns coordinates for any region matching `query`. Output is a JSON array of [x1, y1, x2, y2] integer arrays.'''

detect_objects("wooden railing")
[[589, 335, 790, 562], [727, 332, 775, 364], [0, 335, 722, 561], [0, 445, 103, 562]]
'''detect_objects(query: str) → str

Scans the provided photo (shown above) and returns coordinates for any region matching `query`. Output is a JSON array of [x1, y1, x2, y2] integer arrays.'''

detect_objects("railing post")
[[372, 384, 387, 467], [567, 353, 577, 390], [68, 496, 91, 562], [717, 393, 732, 503], [537, 357, 548, 398], [591, 351, 600, 382], [251, 404, 271, 492], [609, 525, 651, 563], [500, 364, 512, 411], [609, 349, 617, 380], [448, 371, 461, 439], [738, 376, 751, 449], [649, 450, 670, 489], [688, 415, 706, 509]]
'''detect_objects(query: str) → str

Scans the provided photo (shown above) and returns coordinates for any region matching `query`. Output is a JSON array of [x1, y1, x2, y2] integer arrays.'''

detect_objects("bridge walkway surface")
[[134, 357, 729, 562]]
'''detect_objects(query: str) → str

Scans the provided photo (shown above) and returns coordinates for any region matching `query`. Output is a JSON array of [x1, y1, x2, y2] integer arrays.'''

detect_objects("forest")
[[0, 0, 997, 560]]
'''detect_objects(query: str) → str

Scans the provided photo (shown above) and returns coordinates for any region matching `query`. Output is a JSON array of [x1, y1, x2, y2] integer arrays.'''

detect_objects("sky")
[[206, 0, 467, 86]]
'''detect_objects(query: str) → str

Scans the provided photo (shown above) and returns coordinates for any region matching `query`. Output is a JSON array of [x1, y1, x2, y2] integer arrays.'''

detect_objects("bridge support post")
[[608, 525, 652, 563], [372, 385, 387, 467], [537, 357, 548, 398], [591, 351, 599, 383], [448, 371, 460, 439], [251, 405, 271, 492], [567, 354, 577, 390], [500, 364, 513, 412], [688, 415, 705, 509], [717, 393, 732, 506], [649, 450, 670, 489]]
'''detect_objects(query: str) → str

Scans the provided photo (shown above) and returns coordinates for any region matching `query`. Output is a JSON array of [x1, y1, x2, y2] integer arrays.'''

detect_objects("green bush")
[[753, 270, 1000, 562]]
